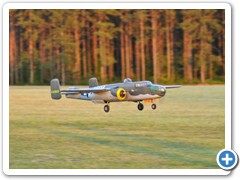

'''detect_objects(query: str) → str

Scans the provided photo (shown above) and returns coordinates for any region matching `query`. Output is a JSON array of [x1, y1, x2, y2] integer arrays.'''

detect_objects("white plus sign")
[[222, 153, 233, 165]]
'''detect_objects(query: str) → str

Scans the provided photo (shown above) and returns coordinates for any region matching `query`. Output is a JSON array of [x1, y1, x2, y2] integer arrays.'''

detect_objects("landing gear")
[[151, 103, 157, 110], [104, 104, 110, 113], [137, 102, 144, 111]]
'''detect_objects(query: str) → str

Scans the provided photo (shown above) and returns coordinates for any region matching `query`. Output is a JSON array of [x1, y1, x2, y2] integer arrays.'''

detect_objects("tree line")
[[9, 9, 225, 85]]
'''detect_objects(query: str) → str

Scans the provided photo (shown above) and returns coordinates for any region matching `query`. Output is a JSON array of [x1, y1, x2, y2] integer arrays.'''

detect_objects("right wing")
[[164, 85, 182, 89]]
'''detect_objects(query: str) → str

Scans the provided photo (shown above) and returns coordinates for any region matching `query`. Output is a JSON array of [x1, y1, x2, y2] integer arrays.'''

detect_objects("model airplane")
[[50, 77, 181, 112]]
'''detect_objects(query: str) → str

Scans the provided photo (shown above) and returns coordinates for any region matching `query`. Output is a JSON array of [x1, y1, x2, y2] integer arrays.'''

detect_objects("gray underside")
[[66, 91, 162, 103]]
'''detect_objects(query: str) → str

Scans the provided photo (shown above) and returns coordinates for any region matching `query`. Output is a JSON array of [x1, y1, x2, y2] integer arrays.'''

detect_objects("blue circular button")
[[216, 149, 238, 170]]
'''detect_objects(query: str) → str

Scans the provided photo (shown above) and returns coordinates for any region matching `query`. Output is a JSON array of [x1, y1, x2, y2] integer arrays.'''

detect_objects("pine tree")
[[9, 9, 225, 85]]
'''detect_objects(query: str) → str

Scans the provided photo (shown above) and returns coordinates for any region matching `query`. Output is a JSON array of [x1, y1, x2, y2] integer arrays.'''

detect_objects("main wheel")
[[104, 105, 110, 112], [137, 103, 144, 111], [151, 103, 157, 110]]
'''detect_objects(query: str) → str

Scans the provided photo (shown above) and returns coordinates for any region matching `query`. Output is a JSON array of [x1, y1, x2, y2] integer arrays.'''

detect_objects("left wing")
[[61, 87, 110, 94]]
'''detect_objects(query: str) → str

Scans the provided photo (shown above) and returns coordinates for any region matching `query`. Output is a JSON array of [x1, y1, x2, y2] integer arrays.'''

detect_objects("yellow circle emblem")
[[117, 88, 126, 101]]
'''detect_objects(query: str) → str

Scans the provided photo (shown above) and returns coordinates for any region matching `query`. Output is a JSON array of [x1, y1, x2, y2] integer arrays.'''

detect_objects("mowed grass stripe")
[[63, 126, 218, 157], [24, 124, 216, 167], [12, 119, 218, 164], [11, 119, 217, 168]]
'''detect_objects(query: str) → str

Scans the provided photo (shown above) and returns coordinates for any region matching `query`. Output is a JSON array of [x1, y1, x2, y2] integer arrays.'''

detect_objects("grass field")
[[9, 85, 225, 169]]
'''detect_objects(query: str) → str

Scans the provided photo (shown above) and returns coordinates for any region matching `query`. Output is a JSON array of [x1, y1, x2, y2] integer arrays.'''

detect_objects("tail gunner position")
[[50, 77, 181, 112]]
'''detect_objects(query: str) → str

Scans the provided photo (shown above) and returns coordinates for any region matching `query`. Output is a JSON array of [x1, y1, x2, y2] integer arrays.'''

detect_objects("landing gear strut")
[[104, 104, 110, 113], [137, 102, 144, 111], [151, 103, 157, 110]]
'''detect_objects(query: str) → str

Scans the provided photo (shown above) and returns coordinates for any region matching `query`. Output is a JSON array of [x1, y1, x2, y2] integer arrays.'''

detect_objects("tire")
[[151, 103, 157, 110], [104, 105, 110, 112], [137, 103, 144, 111]]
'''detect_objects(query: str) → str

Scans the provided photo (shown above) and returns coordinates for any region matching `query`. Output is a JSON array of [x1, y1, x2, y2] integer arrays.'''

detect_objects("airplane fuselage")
[[66, 80, 166, 103], [50, 77, 180, 112]]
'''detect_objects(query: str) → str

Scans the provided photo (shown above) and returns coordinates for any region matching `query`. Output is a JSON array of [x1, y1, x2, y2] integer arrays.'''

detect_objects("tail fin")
[[50, 79, 62, 100], [89, 77, 98, 88]]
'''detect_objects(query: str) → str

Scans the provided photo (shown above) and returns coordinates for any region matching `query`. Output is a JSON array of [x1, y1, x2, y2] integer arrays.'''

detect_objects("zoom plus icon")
[[216, 149, 238, 170]]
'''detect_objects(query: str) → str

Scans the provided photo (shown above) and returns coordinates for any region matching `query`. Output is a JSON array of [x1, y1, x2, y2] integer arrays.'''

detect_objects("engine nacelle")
[[117, 88, 127, 100]]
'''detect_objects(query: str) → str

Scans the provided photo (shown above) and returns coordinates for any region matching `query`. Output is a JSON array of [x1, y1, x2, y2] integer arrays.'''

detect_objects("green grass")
[[9, 85, 225, 169]]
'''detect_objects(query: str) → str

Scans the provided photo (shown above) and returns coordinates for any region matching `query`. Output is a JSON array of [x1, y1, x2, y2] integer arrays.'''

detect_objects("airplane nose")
[[158, 86, 166, 96]]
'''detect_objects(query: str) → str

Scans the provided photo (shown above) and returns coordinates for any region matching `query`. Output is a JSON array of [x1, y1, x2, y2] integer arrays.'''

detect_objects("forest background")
[[9, 9, 225, 85]]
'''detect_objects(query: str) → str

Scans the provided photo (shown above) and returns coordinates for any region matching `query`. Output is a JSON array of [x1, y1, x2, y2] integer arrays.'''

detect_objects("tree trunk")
[[82, 11, 87, 78], [9, 11, 16, 85], [82, 37, 87, 78], [99, 14, 107, 83], [157, 21, 164, 82], [209, 55, 213, 80], [93, 27, 98, 75], [60, 32, 65, 85], [109, 40, 114, 80], [120, 21, 125, 81], [166, 10, 175, 81], [166, 11, 171, 80], [135, 40, 140, 80], [128, 21, 133, 78], [208, 33, 213, 80], [74, 13, 81, 82], [200, 25, 206, 84], [14, 29, 19, 84], [125, 23, 130, 78], [151, 10, 158, 83], [183, 31, 188, 81], [19, 34, 24, 83], [39, 26, 46, 83], [87, 22, 92, 75], [200, 44, 206, 84], [183, 31, 193, 82], [48, 25, 54, 79], [28, 10, 34, 84], [61, 58, 65, 85], [187, 35, 193, 82], [140, 12, 145, 80], [29, 38, 34, 84], [220, 10, 225, 74], [100, 36, 106, 83]]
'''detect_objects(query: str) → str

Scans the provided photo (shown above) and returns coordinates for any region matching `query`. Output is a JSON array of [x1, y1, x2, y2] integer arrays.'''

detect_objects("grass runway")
[[9, 85, 225, 169]]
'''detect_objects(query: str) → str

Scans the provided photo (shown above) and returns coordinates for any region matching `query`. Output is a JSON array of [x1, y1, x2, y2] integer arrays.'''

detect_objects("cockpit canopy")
[[135, 81, 152, 87], [123, 78, 133, 83]]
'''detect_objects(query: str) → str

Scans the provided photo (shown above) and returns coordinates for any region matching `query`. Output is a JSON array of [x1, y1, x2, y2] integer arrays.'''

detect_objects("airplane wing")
[[164, 85, 182, 89], [61, 87, 111, 94]]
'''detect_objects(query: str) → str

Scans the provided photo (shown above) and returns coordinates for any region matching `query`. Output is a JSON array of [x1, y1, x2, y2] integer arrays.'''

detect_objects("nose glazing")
[[158, 86, 166, 96]]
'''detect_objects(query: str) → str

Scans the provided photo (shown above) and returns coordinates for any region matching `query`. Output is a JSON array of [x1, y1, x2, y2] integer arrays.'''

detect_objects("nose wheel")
[[137, 103, 144, 111], [104, 104, 110, 112], [151, 103, 157, 110]]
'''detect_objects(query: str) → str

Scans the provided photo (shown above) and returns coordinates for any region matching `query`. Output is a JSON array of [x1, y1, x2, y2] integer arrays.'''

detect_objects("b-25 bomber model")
[[50, 78, 181, 112]]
